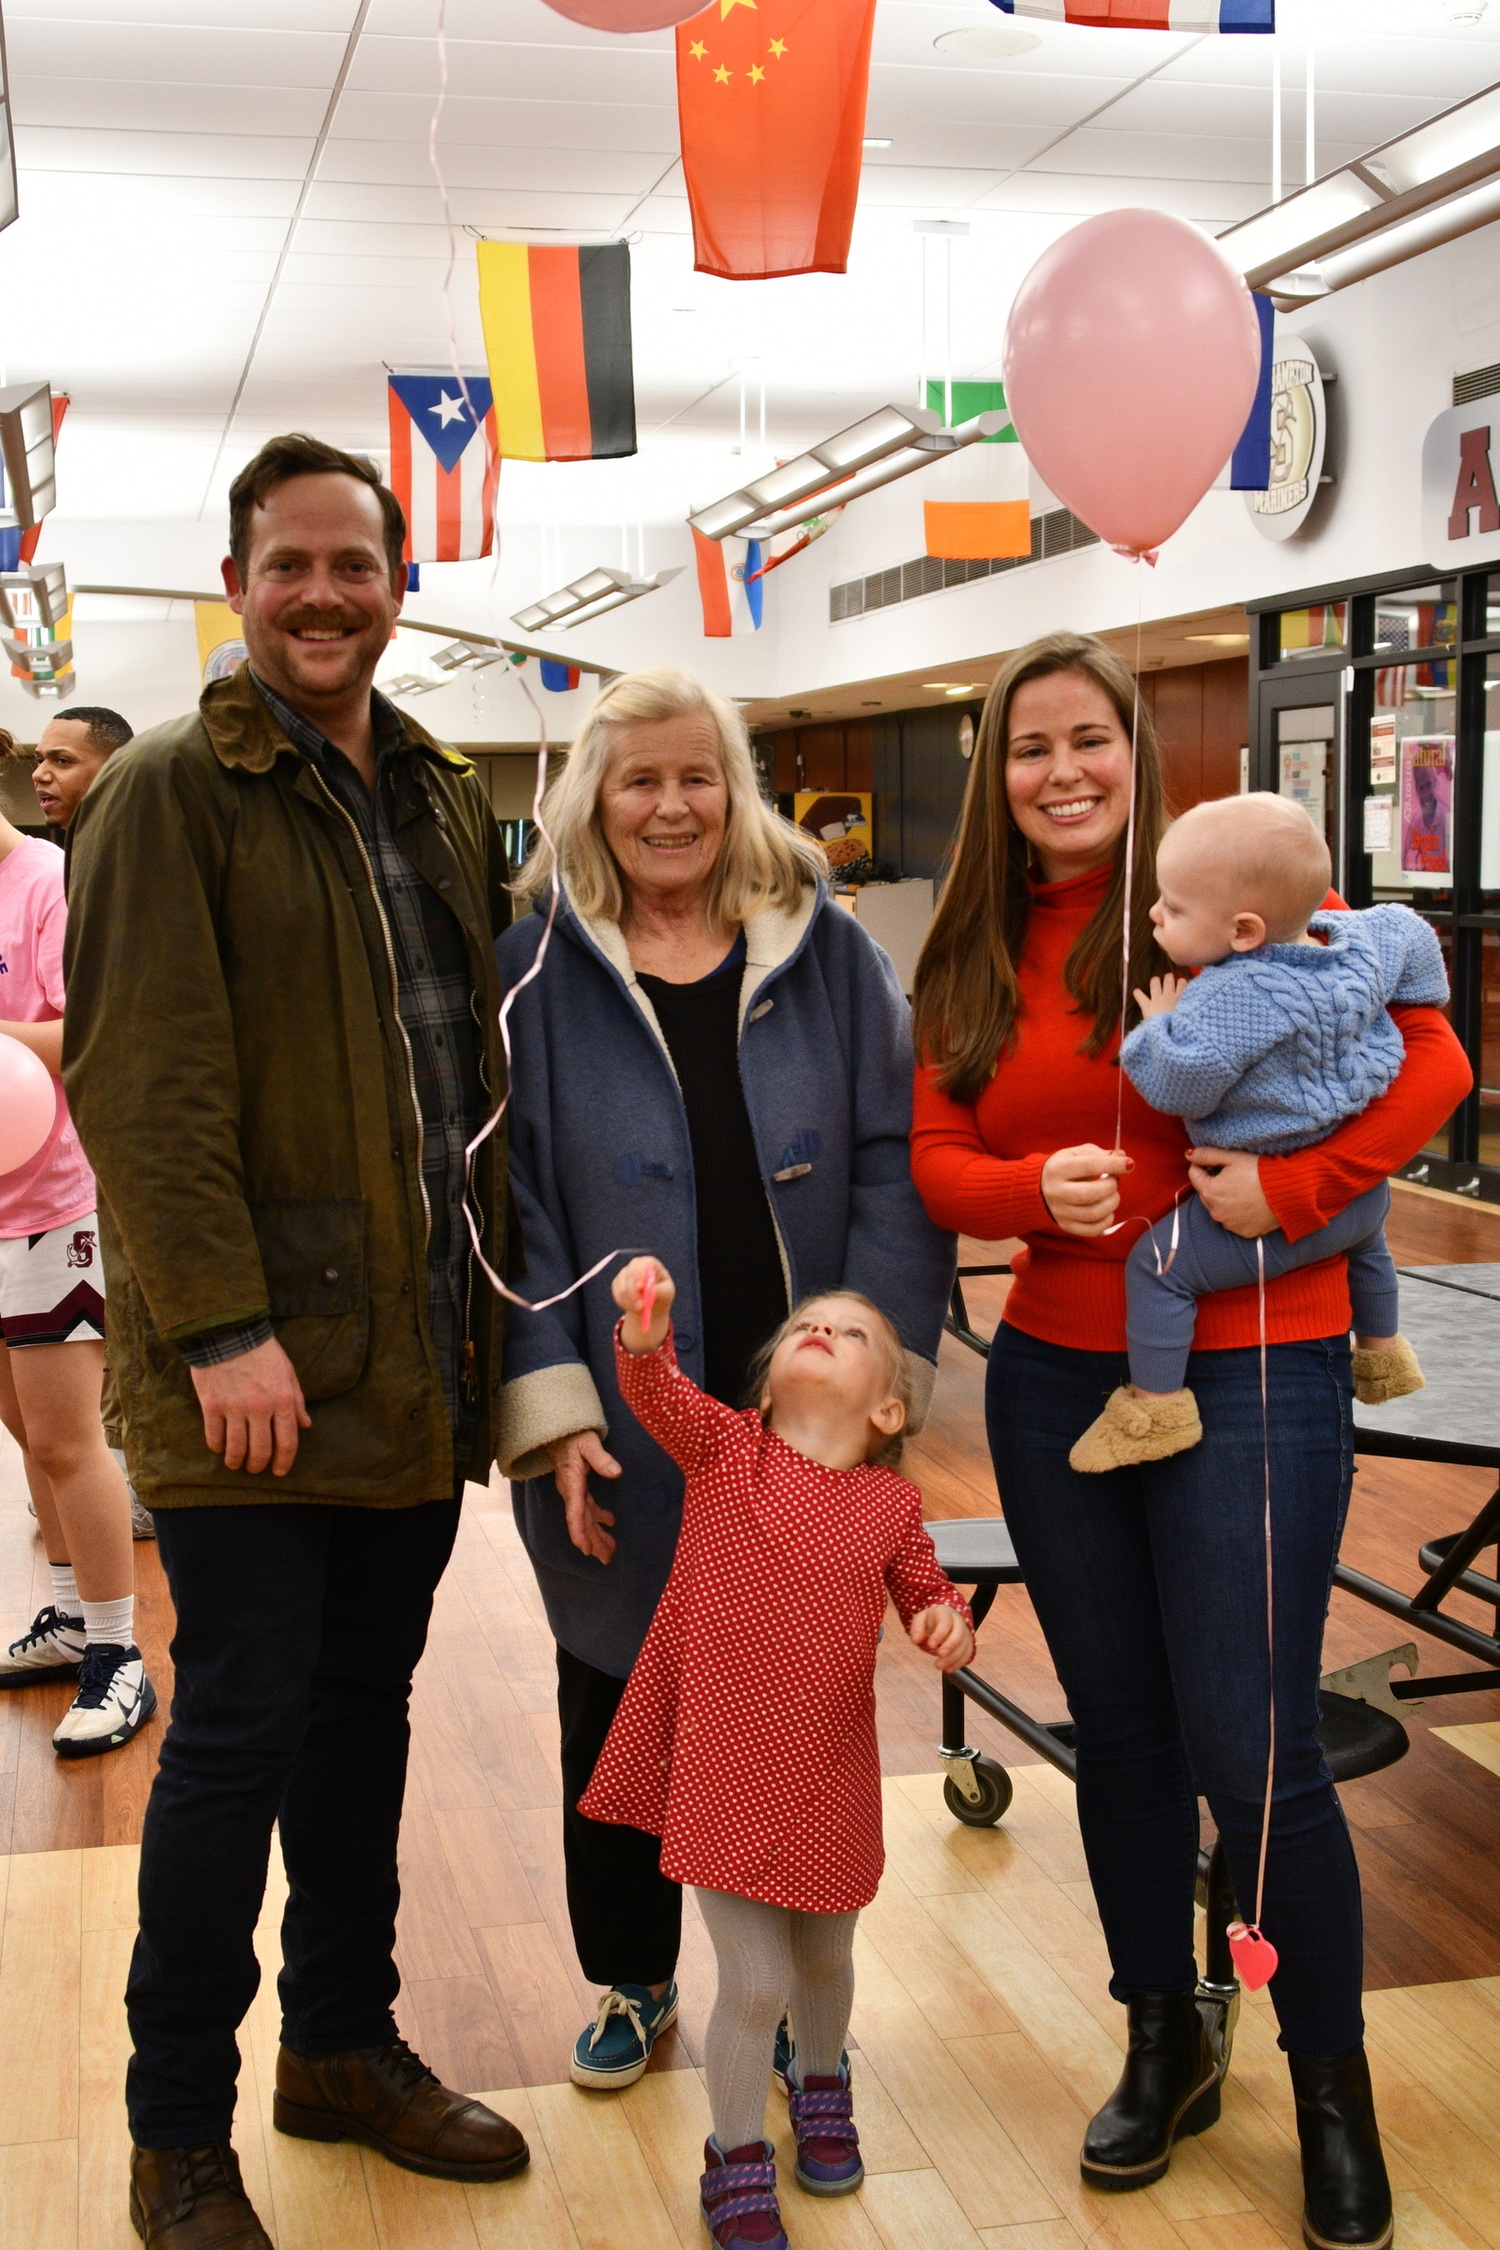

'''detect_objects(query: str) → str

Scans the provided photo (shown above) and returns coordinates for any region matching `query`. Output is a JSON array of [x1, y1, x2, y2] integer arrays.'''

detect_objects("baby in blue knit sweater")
[[1071, 791, 1446, 1473]]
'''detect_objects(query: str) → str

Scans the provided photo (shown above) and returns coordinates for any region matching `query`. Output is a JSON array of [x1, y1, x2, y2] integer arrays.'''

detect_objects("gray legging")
[[695, 1887, 858, 2152], [1125, 1180, 1397, 1396]]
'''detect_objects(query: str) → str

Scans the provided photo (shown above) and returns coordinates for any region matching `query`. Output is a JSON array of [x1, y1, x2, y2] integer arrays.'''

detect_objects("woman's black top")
[[636, 934, 789, 1406]]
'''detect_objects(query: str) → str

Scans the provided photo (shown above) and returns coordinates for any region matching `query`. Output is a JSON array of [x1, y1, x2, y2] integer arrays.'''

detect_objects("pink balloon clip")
[[639, 1267, 656, 1330], [1226, 1921, 1279, 1991]]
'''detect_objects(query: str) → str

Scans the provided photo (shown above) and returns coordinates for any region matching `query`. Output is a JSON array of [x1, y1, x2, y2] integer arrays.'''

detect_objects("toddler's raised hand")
[[907, 1603, 975, 1674], [613, 1257, 674, 1355], [1133, 973, 1190, 1019]]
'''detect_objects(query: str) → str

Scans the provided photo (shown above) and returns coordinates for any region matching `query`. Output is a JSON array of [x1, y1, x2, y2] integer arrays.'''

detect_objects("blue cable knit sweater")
[[1120, 904, 1449, 1155]]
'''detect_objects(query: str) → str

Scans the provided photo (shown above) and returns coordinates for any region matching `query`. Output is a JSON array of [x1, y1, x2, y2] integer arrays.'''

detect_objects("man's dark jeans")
[[987, 1325, 1365, 2059], [126, 1494, 462, 2149]]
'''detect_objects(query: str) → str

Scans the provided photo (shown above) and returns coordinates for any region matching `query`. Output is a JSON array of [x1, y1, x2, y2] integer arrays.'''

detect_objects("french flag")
[[387, 374, 500, 565], [692, 527, 764, 638], [990, 0, 1272, 26]]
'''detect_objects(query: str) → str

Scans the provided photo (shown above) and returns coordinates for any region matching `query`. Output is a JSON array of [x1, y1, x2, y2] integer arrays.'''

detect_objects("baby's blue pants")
[[1125, 1180, 1397, 1395]]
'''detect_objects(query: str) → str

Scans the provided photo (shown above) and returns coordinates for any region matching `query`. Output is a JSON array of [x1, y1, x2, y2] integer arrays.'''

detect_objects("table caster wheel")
[[942, 1756, 1012, 1826]]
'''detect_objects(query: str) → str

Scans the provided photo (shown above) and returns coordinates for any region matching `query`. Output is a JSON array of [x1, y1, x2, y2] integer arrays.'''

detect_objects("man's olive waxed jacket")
[[62, 665, 512, 1508]]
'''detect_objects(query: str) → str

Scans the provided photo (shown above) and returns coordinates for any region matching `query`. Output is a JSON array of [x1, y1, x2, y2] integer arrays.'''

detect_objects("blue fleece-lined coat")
[[494, 878, 957, 1677]]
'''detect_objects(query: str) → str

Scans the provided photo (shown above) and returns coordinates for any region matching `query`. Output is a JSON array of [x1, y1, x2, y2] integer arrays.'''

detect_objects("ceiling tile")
[[11, 75, 332, 135], [349, 33, 675, 102], [333, 89, 680, 150], [14, 124, 316, 176], [5, 20, 348, 87], [6, 0, 358, 24]]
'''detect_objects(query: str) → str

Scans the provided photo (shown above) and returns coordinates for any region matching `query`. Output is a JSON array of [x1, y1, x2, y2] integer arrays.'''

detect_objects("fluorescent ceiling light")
[[1220, 74, 1500, 299], [430, 639, 507, 673], [862, 137, 892, 149], [512, 566, 681, 634], [0, 384, 58, 531], [384, 672, 444, 696], [0, 563, 66, 634], [925, 681, 986, 695], [691, 405, 1009, 543]]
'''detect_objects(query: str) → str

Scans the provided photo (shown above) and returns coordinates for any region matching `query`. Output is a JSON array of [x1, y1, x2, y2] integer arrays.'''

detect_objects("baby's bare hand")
[[612, 1257, 674, 1353], [1133, 974, 1189, 1019], [908, 1604, 976, 1674]]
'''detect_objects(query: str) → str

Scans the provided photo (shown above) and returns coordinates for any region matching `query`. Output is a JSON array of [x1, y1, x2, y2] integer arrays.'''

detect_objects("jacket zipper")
[[303, 764, 431, 1249]]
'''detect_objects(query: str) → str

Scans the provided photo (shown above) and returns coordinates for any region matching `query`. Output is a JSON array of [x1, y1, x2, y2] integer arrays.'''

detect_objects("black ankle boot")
[[1080, 1992, 1223, 2190], [1288, 2049, 1393, 2250]]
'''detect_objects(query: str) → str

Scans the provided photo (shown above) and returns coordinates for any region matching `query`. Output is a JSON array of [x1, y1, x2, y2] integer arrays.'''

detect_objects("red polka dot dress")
[[578, 1326, 973, 1913]]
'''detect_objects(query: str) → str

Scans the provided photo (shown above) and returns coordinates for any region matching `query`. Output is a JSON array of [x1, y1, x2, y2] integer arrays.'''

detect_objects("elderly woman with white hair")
[[495, 667, 955, 2094]]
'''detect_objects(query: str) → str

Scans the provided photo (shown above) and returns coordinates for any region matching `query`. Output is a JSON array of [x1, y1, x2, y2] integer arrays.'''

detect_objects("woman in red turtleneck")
[[910, 635, 1469, 2250]]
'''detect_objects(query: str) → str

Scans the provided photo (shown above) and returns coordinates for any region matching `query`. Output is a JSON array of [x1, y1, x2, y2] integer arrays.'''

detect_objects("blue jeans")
[[986, 1324, 1364, 2057], [1126, 1181, 1398, 1394]]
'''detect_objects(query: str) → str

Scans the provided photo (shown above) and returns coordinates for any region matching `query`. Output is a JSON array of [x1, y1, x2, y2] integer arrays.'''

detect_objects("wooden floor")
[[10, 1779, 1500, 2250], [0, 1181, 1497, 2243]]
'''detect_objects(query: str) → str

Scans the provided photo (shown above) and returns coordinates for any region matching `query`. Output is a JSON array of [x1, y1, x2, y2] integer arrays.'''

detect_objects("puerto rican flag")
[[990, 0, 1272, 26], [387, 374, 499, 564]]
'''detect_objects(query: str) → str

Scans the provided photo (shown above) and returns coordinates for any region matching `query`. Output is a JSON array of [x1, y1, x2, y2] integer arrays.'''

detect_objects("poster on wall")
[[1369, 712, 1397, 789], [1399, 736, 1453, 876], [1278, 741, 1328, 834], [795, 790, 872, 881]]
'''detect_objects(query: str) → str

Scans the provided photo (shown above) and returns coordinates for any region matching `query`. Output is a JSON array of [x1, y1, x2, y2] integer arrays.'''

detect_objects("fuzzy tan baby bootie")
[[1351, 1335, 1426, 1406], [1069, 1387, 1203, 1474]]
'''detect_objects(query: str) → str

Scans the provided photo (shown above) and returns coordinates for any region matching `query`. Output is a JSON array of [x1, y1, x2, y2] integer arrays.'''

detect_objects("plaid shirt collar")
[[248, 671, 405, 779]]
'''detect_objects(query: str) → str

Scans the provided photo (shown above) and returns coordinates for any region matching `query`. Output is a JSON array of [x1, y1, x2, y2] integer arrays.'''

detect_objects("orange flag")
[[676, 0, 877, 280]]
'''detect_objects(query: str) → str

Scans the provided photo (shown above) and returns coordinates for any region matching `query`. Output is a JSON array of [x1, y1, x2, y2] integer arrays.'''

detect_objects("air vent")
[[829, 507, 1099, 623], [1453, 362, 1500, 405]]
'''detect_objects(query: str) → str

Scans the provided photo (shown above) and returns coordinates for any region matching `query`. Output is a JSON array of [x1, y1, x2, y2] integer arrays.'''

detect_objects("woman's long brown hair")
[[911, 632, 1170, 1105]]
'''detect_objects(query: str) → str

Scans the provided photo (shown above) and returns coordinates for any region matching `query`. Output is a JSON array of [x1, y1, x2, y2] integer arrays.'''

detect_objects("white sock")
[[82, 1595, 133, 1650], [49, 1563, 81, 1620]]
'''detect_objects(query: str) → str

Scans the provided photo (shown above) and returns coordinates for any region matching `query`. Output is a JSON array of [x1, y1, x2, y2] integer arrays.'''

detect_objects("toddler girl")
[[1071, 790, 1447, 1472], [580, 1258, 975, 2249]]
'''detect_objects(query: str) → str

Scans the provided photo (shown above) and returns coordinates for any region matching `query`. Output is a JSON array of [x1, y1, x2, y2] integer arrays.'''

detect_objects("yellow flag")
[[195, 602, 248, 685]]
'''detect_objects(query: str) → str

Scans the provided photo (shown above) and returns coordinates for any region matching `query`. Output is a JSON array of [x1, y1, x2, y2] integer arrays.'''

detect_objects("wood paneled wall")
[[766, 720, 875, 795], [756, 658, 1249, 880], [1139, 656, 1248, 814]]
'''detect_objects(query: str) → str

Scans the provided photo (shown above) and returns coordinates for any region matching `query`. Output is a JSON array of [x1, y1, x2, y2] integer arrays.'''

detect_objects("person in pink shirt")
[[0, 715, 158, 1757]]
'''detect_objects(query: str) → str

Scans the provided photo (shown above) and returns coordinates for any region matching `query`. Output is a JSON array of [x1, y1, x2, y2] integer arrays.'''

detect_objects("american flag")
[[387, 374, 499, 564]]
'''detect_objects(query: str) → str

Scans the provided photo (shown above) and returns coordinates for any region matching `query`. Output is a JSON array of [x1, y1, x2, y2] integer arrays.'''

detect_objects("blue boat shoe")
[[570, 1980, 679, 2089]]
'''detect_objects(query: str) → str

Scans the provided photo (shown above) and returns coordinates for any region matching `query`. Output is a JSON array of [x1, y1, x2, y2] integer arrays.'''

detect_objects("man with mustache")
[[63, 433, 527, 2250]]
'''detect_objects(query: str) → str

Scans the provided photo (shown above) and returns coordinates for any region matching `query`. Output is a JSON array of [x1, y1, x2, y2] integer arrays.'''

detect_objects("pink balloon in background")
[[0, 1039, 55, 1176], [540, 0, 707, 29], [1003, 208, 1263, 559]]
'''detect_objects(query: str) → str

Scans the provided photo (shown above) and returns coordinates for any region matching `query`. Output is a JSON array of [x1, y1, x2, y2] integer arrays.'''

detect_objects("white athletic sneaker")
[[52, 1643, 157, 1758], [0, 1605, 86, 1685]]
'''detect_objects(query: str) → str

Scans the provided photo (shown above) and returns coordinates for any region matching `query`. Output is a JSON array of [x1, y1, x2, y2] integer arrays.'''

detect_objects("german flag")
[[476, 242, 637, 462]]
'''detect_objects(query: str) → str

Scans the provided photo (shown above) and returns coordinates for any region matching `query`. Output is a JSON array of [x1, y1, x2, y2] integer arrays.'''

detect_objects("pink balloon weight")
[[0, 1037, 55, 1176], [1003, 208, 1262, 560], [540, 0, 707, 30]]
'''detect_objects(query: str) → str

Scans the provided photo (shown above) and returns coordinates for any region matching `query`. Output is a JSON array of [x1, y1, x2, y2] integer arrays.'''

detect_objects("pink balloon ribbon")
[[639, 1266, 656, 1329]]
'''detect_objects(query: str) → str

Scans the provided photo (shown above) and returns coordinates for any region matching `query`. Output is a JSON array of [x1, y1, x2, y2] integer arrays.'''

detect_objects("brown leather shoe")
[[128, 2143, 273, 2249], [273, 2037, 529, 2182]]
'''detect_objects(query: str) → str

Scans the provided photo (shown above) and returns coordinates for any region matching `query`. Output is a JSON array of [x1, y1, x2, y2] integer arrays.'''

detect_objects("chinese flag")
[[676, 0, 877, 280]]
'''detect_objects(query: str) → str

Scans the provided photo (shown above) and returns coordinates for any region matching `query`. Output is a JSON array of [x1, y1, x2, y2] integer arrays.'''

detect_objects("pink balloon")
[[540, 0, 706, 29], [1003, 209, 1262, 559], [0, 1038, 57, 1176]]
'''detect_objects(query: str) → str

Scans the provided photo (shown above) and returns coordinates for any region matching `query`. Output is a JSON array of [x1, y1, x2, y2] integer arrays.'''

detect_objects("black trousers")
[[126, 1493, 462, 2149], [557, 1644, 681, 1989]]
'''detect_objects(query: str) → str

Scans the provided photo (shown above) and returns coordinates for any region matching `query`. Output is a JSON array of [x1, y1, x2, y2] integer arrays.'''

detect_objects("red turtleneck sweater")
[[910, 864, 1473, 1355]]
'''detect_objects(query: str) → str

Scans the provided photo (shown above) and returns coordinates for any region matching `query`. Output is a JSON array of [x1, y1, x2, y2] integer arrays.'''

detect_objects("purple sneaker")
[[789, 2068, 863, 2196], [699, 2136, 789, 2248]]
